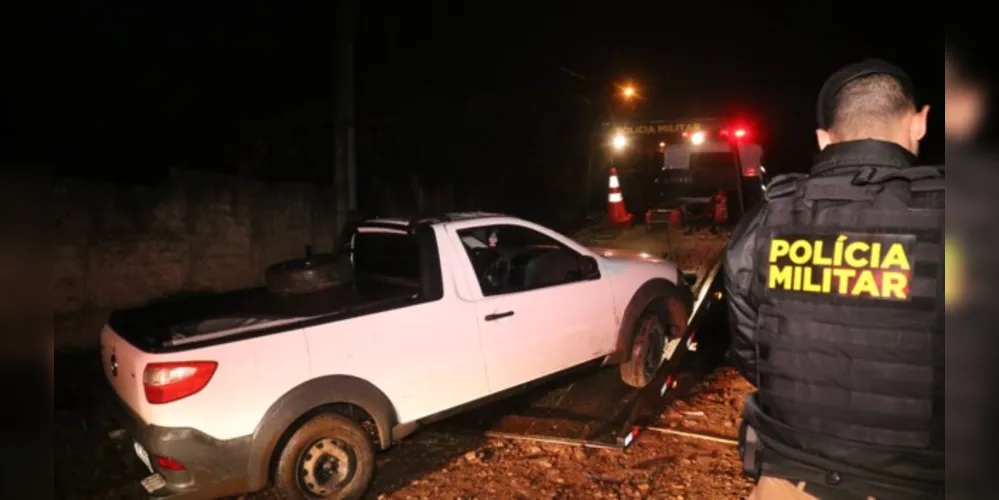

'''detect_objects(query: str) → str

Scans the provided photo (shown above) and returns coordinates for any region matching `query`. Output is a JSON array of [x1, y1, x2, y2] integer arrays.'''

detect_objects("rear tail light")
[[155, 455, 187, 471], [143, 361, 218, 404], [742, 166, 759, 177]]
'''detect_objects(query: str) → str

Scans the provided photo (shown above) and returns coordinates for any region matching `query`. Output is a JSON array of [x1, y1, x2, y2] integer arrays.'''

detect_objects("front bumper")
[[108, 391, 254, 499]]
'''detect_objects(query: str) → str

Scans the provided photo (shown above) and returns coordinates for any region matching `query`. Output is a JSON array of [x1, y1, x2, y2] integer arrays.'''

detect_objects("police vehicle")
[[604, 118, 767, 227]]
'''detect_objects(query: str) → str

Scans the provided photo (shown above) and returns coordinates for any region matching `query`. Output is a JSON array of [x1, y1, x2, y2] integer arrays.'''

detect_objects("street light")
[[612, 134, 628, 150], [583, 80, 639, 208]]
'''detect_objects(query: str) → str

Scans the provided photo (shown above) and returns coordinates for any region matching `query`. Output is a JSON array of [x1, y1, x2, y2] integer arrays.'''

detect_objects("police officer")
[[724, 59, 944, 499]]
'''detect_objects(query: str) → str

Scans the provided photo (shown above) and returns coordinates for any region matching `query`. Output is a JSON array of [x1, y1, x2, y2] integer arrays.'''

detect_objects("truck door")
[[302, 224, 490, 424], [446, 222, 616, 394]]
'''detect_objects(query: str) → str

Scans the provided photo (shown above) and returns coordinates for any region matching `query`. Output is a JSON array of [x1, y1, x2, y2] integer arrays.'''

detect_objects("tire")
[[265, 252, 354, 296], [619, 292, 691, 389], [274, 413, 375, 500]]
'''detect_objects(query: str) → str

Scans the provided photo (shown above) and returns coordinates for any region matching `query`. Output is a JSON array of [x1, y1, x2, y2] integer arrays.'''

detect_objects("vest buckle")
[[739, 421, 763, 480]]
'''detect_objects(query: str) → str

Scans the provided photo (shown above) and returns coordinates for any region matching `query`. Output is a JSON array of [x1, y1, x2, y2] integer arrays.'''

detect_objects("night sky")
[[26, 2, 941, 190]]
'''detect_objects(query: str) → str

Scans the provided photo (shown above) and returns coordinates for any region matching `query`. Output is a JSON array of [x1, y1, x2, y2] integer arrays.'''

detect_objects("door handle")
[[484, 311, 514, 321]]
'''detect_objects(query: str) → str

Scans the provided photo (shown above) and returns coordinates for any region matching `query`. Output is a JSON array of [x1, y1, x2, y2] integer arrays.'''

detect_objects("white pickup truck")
[[101, 212, 693, 499]]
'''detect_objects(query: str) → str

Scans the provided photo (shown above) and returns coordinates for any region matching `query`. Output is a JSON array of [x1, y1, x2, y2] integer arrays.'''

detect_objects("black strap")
[[803, 179, 879, 201], [801, 481, 871, 500], [765, 173, 806, 200], [911, 176, 945, 193], [851, 165, 944, 186], [740, 420, 763, 480], [771, 166, 944, 205]]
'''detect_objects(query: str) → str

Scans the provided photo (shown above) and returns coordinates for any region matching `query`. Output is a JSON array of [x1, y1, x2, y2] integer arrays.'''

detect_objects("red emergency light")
[[719, 127, 750, 140]]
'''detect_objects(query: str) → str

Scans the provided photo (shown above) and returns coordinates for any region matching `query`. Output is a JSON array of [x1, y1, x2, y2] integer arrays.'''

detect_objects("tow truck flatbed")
[[441, 251, 726, 449]]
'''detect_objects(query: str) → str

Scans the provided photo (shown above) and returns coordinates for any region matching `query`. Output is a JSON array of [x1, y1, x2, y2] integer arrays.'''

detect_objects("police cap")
[[816, 58, 917, 129]]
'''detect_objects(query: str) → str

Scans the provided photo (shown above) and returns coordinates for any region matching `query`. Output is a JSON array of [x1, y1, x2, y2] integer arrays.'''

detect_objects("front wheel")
[[274, 413, 375, 500], [619, 294, 690, 389]]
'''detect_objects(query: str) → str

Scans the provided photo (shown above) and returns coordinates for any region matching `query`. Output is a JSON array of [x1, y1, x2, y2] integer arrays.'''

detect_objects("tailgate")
[[100, 325, 149, 416]]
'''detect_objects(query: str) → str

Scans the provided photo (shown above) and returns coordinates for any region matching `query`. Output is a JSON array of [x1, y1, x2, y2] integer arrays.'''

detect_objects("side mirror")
[[580, 256, 601, 280]]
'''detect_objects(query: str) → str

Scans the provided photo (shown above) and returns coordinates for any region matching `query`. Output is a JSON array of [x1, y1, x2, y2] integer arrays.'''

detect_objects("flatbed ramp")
[[441, 247, 726, 450], [441, 360, 701, 449]]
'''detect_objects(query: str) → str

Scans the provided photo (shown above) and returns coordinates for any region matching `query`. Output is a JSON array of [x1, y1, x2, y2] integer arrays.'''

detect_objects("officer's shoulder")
[[906, 165, 946, 192], [764, 173, 807, 200], [850, 165, 945, 192], [852, 165, 944, 184]]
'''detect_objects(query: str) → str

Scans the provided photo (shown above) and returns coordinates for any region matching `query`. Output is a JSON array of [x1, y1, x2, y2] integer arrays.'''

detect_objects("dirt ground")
[[320, 369, 753, 500], [56, 226, 753, 500], [56, 364, 753, 500]]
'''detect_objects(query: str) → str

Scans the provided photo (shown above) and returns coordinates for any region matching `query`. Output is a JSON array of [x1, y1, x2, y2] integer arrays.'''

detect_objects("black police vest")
[[746, 165, 944, 488]]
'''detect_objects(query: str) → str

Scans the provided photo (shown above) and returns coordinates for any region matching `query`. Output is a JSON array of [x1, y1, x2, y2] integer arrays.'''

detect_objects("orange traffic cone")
[[607, 168, 633, 228]]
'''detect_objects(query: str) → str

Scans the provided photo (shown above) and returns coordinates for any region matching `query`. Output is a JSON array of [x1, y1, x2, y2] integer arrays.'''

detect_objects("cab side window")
[[457, 224, 584, 296]]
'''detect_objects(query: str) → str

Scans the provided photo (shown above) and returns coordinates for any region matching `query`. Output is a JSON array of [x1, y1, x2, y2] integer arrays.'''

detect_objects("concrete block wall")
[[53, 169, 338, 347]]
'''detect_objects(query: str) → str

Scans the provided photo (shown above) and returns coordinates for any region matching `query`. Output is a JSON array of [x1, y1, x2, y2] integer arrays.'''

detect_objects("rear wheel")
[[275, 414, 375, 500], [620, 293, 690, 389]]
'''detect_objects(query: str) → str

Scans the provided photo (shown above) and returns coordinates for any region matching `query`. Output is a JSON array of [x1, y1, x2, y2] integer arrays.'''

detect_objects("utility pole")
[[334, 0, 357, 232]]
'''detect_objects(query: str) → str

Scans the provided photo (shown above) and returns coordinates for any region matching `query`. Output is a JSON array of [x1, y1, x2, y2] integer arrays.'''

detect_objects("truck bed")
[[108, 281, 419, 353]]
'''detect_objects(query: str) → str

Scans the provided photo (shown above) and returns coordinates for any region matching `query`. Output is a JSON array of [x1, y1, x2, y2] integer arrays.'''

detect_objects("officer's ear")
[[815, 129, 833, 150], [910, 104, 930, 143]]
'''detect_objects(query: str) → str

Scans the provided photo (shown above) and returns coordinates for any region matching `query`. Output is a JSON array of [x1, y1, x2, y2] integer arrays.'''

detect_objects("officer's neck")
[[814, 139, 917, 172]]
